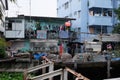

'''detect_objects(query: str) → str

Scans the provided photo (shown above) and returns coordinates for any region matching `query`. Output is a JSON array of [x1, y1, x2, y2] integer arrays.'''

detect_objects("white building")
[[0, 0, 8, 37], [57, 0, 120, 42], [5, 17, 25, 38]]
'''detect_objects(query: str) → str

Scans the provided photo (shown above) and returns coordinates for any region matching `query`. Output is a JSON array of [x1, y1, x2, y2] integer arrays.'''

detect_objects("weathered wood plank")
[[0, 69, 25, 72]]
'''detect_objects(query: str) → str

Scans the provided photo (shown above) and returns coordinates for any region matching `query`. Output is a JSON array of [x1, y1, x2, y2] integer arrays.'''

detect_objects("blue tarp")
[[34, 53, 47, 60], [111, 58, 120, 61]]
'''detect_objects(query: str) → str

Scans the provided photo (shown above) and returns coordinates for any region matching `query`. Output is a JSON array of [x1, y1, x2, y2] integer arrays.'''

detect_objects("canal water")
[[54, 63, 120, 80], [73, 66, 120, 80]]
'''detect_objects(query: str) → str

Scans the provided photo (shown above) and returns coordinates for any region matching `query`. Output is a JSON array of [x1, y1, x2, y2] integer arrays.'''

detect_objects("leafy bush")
[[0, 38, 6, 58], [113, 50, 120, 57], [0, 72, 23, 80]]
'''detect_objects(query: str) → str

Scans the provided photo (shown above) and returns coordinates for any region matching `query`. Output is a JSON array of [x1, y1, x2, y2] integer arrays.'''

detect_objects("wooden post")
[[49, 62, 54, 80], [63, 69, 68, 80], [107, 59, 111, 78], [29, 51, 32, 63], [49, 62, 54, 72], [23, 71, 27, 80], [60, 74, 63, 80], [106, 53, 111, 78]]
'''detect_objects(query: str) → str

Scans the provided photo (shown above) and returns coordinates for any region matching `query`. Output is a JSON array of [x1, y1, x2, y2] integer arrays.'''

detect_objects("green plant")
[[0, 38, 6, 58], [0, 72, 23, 80], [113, 50, 120, 57], [112, 6, 120, 34]]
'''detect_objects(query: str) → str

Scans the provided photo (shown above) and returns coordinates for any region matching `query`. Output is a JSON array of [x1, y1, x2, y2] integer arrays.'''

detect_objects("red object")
[[59, 44, 63, 56], [107, 44, 112, 50], [65, 21, 71, 27]]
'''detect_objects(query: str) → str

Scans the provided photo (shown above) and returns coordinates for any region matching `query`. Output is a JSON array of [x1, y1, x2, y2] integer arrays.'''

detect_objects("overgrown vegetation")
[[0, 38, 6, 58], [0, 72, 23, 80], [113, 42, 120, 57], [112, 6, 120, 34], [111, 6, 120, 57], [113, 50, 120, 57]]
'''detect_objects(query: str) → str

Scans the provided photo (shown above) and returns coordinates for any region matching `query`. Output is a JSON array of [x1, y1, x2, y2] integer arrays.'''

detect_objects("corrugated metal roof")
[[6, 15, 76, 21]]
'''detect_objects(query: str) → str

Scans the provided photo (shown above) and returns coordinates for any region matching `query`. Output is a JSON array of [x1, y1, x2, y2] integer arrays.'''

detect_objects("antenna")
[[15, 0, 20, 16], [29, 0, 31, 22]]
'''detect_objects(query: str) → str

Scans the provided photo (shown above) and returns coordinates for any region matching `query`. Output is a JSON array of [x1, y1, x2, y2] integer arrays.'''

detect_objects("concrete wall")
[[89, 0, 113, 8]]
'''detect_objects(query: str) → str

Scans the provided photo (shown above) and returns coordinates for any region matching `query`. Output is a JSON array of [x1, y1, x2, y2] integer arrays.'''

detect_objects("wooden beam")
[[26, 62, 53, 73], [65, 67, 90, 80], [30, 69, 63, 80], [0, 69, 24, 72]]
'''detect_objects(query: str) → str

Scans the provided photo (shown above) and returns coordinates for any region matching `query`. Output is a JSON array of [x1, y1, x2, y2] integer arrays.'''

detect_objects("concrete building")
[[0, 0, 8, 37], [57, 0, 120, 42], [5, 15, 76, 53]]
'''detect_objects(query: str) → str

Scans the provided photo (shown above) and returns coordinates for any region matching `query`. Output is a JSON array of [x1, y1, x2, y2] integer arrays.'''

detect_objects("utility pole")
[[106, 44, 112, 78], [100, 25, 103, 52], [29, 0, 32, 39], [29, 0, 31, 22]]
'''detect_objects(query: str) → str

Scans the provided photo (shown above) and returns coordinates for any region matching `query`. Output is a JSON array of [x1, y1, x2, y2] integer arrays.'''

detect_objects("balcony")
[[5, 30, 24, 38], [88, 0, 113, 9], [89, 16, 113, 26]]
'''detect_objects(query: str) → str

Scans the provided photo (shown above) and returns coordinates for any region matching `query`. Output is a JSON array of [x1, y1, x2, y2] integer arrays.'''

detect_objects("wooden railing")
[[23, 58, 90, 80]]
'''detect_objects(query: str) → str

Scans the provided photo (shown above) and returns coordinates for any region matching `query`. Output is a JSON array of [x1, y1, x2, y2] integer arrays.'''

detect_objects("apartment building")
[[0, 0, 8, 37], [57, 0, 119, 42]]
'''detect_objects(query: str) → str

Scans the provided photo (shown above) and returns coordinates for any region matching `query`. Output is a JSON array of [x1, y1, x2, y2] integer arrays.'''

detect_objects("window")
[[70, 0, 72, 2], [108, 11, 112, 17], [89, 10, 94, 16], [57, 8, 59, 14], [94, 26, 107, 34], [64, 2, 69, 9], [89, 26, 94, 34], [6, 22, 12, 30], [78, 10, 81, 18], [69, 13, 72, 17], [74, 11, 77, 16]]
